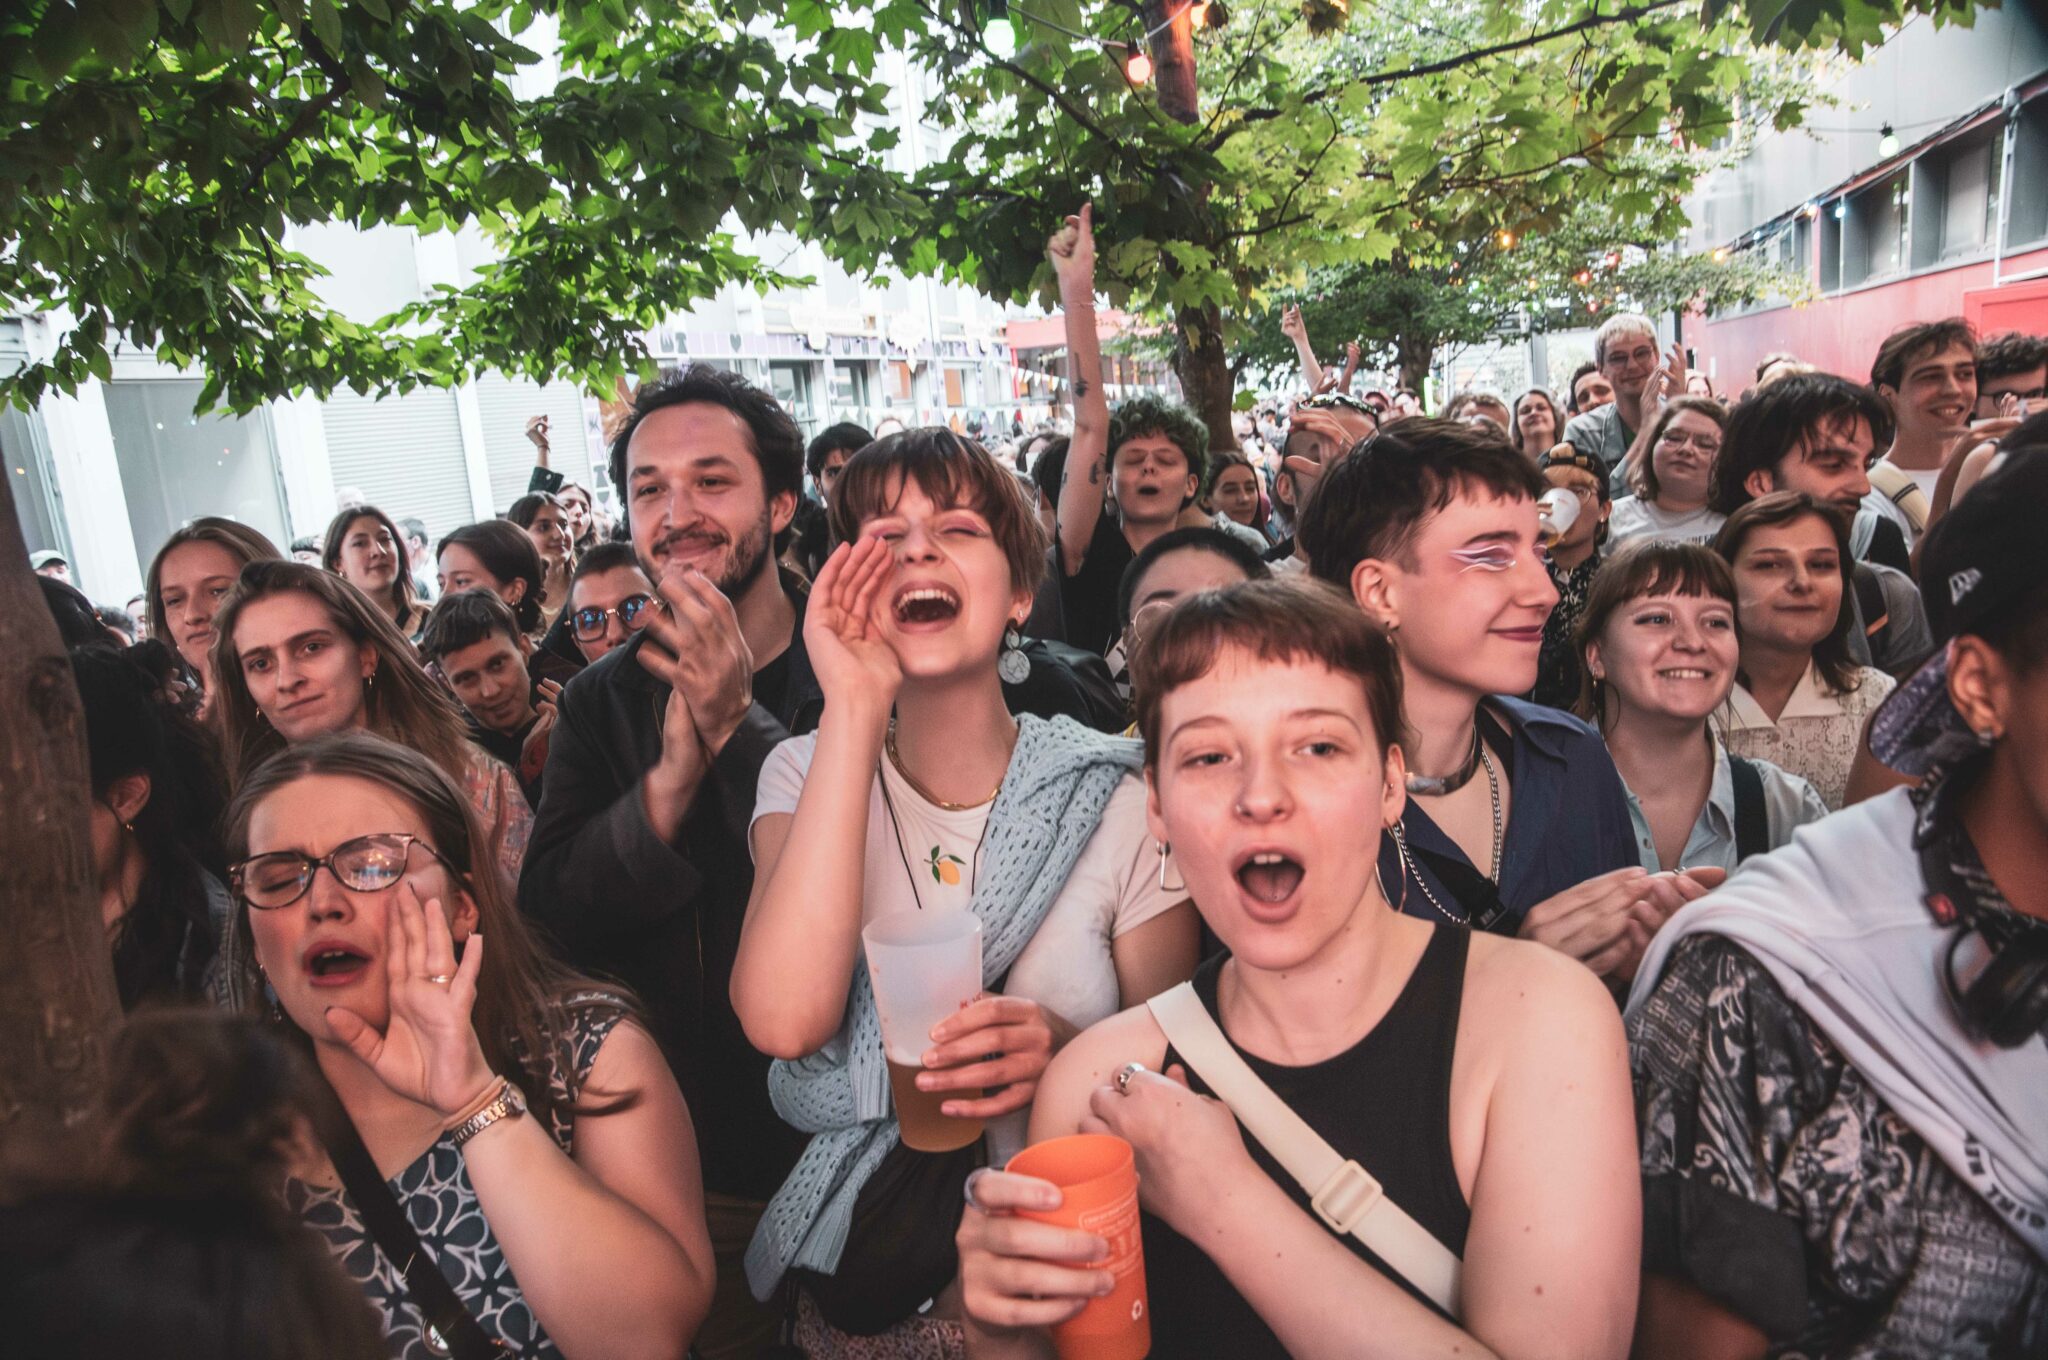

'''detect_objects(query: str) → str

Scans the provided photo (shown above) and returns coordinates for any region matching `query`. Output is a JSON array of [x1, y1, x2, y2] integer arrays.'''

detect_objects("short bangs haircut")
[[1133, 576, 1403, 771], [1298, 416, 1545, 582], [828, 427, 1049, 598], [1571, 541, 1736, 723]]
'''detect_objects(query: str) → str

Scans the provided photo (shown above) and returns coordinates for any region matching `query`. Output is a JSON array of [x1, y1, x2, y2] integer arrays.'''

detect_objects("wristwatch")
[[449, 1081, 528, 1148]]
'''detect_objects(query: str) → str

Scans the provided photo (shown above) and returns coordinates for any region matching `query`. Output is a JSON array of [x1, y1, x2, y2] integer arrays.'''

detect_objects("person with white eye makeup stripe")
[[1298, 418, 1721, 989], [1572, 541, 1826, 876]]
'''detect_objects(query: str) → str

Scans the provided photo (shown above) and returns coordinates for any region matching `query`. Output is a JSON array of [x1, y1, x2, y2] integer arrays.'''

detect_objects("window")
[[103, 379, 289, 563], [1841, 174, 1908, 288], [942, 367, 966, 407], [885, 361, 914, 402], [2011, 95, 2048, 247], [1913, 129, 2003, 267]]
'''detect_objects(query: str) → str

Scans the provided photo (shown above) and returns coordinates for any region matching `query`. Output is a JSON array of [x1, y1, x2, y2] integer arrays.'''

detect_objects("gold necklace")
[[885, 723, 1010, 811]]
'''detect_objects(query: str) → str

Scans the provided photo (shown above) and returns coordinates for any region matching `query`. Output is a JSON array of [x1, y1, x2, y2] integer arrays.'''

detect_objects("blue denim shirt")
[[1379, 697, 1638, 934]]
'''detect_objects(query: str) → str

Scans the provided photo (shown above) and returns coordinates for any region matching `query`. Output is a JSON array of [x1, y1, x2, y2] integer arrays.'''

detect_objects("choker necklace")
[[886, 724, 1009, 811], [1405, 726, 1483, 797]]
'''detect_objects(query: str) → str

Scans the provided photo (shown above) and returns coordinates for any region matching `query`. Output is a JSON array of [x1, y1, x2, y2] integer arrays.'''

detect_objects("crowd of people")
[[9, 204, 2048, 1360]]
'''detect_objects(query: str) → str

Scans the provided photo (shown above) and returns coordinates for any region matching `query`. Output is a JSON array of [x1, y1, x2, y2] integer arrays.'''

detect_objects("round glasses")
[[571, 593, 653, 642], [230, 833, 456, 910]]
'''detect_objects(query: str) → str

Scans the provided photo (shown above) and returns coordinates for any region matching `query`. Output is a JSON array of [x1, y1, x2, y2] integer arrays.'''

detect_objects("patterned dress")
[[286, 997, 626, 1359], [1631, 936, 2048, 1357]]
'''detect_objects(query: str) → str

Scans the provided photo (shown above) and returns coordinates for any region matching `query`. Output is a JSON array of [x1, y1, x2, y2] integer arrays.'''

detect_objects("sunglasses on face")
[[571, 593, 654, 641], [230, 833, 458, 911]]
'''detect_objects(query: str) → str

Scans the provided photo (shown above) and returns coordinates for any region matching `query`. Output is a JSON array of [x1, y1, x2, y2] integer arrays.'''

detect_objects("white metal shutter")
[[319, 388, 473, 541], [472, 373, 596, 515]]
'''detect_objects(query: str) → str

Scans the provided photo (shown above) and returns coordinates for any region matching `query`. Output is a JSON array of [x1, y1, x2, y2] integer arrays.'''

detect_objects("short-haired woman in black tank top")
[[956, 578, 1642, 1359]]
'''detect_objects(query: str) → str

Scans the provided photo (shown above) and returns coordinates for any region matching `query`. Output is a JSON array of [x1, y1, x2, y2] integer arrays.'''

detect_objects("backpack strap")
[[1852, 561, 1890, 641], [1146, 982, 1464, 1317], [1727, 754, 1770, 863]]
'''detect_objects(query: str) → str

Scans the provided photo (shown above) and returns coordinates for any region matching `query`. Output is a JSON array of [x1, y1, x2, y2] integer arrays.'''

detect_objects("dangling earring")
[[1156, 841, 1186, 894], [1378, 829, 1409, 916], [998, 622, 1031, 684]]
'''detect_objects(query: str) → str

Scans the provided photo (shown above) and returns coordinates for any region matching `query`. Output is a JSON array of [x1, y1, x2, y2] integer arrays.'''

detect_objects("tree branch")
[[1206, 0, 1690, 151]]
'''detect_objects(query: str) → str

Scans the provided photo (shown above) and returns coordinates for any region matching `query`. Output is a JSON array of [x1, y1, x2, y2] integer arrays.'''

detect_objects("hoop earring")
[[1157, 842, 1186, 895], [1375, 837, 1408, 916]]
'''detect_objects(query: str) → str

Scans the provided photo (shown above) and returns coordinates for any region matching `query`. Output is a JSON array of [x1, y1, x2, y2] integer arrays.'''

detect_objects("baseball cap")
[[1868, 450, 2048, 774], [29, 549, 67, 570], [1538, 443, 1611, 500]]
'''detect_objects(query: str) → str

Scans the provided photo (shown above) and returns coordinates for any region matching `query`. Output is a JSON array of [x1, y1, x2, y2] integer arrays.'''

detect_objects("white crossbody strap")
[[1147, 981, 1464, 1318]]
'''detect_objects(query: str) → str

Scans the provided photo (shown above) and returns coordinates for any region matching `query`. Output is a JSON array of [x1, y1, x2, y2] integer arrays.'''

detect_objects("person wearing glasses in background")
[[1562, 314, 1687, 485], [530, 541, 656, 677], [1607, 398, 1729, 548], [226, 731, 714, 1359]]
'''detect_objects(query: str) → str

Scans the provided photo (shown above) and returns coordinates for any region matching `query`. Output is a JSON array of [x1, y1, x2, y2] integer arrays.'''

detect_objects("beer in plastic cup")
[[863, 909, 985, 1153], [1007, 1133, 1150, 1360]]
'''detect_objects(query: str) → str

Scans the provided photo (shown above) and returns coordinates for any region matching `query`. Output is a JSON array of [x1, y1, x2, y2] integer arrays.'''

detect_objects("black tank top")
[[1142, 925, 1472, 1356]]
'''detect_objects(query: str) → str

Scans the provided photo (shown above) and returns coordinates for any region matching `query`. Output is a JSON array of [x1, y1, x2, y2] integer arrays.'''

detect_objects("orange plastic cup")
[[1007, 1134, 1150, 1360]]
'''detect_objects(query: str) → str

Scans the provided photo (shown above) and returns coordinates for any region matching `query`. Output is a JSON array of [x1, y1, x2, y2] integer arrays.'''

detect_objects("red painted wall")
[[1690, 245, 2048, 390]]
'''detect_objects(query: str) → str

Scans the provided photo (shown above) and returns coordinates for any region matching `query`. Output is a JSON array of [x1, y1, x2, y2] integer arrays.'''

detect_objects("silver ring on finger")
[[1113, 1061, 1146, 1097], [963, 1167, 993, 1212]]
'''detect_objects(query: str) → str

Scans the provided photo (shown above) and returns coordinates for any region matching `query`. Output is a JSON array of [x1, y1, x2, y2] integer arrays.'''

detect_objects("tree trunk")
[[1146, 1, 1199, 125], [1395, 332, 1436, 398], [0, 458, 120, 1138], [1174, 300, 1239, 455]]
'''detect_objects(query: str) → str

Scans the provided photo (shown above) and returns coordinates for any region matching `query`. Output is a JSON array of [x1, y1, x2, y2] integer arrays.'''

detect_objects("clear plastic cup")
[[863, 909, 985, 1152]]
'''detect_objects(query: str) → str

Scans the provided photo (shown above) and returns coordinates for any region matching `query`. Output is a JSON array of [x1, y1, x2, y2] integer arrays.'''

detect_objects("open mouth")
[[1658, 667, 1714, 680], [892, 585, 961, 625], [659, 531, 727, 561], [1235, 851, 1305, 905], [303, 943, 372, 985]]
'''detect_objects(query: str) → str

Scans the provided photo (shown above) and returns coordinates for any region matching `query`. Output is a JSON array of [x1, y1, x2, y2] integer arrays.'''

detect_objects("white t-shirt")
[[1607, 496, 1727, 546], [752, 733, 1185, 1158]]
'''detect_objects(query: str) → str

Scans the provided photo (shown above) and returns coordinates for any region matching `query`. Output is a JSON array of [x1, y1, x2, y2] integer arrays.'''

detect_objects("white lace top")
[[1717, 662, 1895, 811]]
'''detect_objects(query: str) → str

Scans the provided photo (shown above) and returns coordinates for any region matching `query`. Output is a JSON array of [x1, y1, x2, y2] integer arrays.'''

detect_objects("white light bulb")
[[986, 15, 1016, 58]]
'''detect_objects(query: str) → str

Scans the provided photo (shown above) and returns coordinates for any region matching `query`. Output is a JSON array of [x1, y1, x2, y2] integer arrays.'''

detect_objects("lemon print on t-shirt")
[[926, 846, 966, 886]]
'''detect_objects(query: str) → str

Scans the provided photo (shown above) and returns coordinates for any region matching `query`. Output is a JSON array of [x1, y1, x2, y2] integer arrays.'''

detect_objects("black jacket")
[[518, 575, 820, 1201]]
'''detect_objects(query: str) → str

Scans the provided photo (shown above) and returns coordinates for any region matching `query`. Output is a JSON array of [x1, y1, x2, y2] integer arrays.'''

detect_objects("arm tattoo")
[[1073, 377, 1092, 400], [1089, 460, 1103, 485]]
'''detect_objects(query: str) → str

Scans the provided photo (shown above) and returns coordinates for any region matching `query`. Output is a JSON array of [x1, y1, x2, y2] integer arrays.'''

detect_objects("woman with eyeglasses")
[[210, 561, 535, 884], [228, 731, 714, 1358], [1608, 398, 1729, 547]]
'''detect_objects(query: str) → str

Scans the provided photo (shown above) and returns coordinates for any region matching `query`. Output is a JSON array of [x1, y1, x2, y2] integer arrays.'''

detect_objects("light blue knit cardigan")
[[745, 714, 1145, 1300]]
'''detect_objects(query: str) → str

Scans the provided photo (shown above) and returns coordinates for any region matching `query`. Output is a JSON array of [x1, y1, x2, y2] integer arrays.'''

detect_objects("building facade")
[[1686, 9, 2048, 386]]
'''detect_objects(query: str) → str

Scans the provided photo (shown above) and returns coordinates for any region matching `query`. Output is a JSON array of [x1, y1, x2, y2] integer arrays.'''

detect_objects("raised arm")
[[1280, 303, 1323, 391], [730, 537, 900, 1058], [1051, 206, 1111, 577]]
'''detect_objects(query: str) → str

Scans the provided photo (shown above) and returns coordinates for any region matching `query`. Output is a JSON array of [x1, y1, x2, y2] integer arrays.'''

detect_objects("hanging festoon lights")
[[1124, 44, 1152, 83], [1878, 122, 1901, 157]]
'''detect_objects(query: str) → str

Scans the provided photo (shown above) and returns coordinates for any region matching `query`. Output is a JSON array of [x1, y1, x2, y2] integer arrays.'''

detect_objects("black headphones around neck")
[[1939, 924, 2048, 1049]]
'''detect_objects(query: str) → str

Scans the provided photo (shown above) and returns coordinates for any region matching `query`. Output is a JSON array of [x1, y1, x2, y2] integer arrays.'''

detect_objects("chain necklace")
[[885, 724, 1006, 810], [1392, 734, 1504, 926], [877, 722, 1009, 910]]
